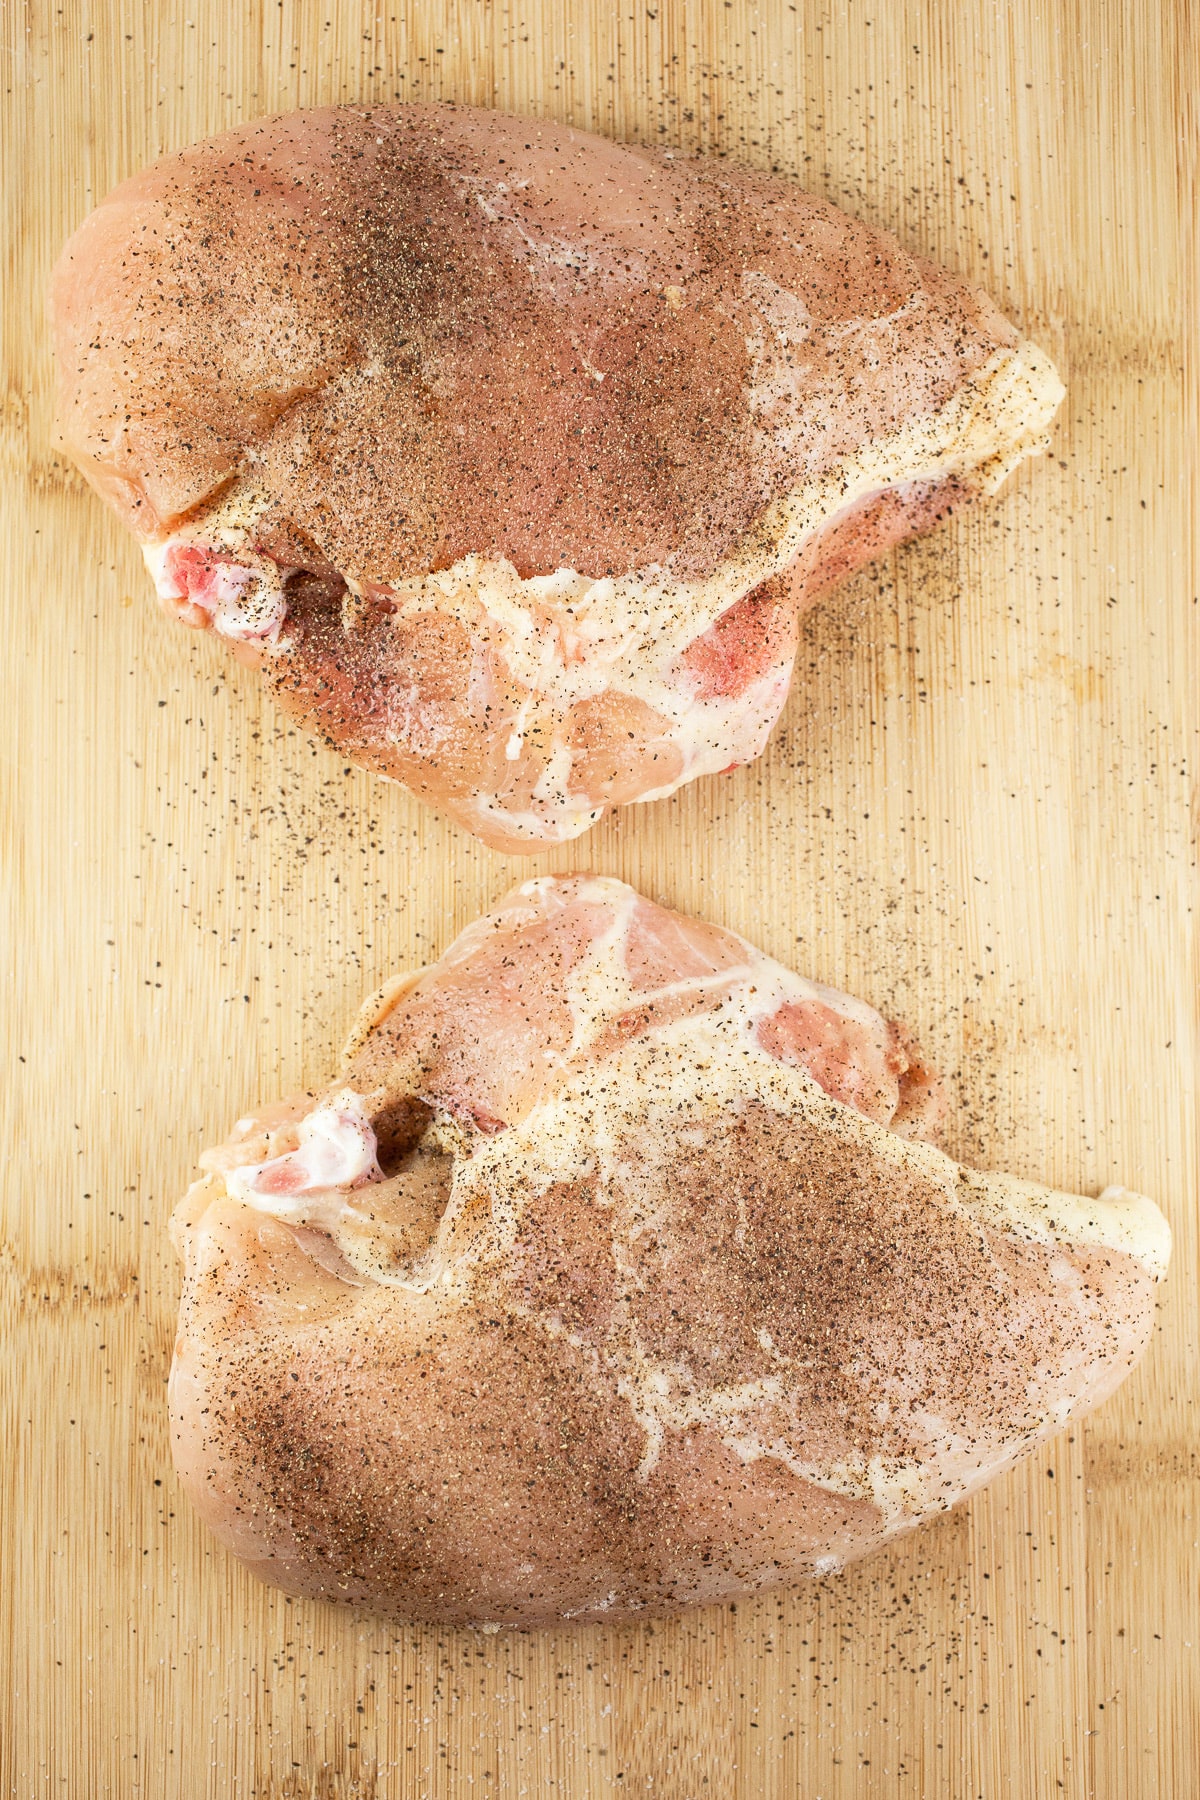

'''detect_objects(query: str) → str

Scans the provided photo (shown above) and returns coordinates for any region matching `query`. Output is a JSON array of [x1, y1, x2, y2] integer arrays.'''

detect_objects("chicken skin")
[[170, 878, 1168, 1624], [52, 105, 1064, 848]]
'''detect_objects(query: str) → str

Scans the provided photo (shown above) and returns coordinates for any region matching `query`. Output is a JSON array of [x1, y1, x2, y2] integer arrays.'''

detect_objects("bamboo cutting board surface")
[[2, 2, 1197, 1795]]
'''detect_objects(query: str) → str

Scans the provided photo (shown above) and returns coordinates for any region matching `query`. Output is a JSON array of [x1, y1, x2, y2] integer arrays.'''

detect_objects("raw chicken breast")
[[52, 106, 1064, 849], [170, 878, 1168, 1624]]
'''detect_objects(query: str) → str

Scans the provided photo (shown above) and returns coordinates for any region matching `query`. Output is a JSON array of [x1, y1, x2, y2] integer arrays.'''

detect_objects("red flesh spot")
[[680, 582, 798, 701]]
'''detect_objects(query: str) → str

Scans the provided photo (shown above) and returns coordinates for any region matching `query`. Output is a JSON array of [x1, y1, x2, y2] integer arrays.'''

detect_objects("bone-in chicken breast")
[[170, 877, 1168, 1624], [52, 106, 1064, 849]]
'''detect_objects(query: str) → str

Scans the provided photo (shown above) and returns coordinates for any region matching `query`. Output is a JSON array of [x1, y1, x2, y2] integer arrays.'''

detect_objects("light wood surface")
[[3, 2, 1196, 1795]]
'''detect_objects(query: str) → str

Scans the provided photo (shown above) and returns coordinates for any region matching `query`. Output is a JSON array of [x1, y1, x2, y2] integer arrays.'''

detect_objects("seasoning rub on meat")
[[170, 877, 1168, 1624], [52, 105, 1063, 848]]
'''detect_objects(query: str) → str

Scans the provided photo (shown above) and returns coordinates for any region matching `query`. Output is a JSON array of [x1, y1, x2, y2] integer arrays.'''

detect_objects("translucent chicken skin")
[[170, 878, 1169, 1625], [52, 105, 1064, 849]]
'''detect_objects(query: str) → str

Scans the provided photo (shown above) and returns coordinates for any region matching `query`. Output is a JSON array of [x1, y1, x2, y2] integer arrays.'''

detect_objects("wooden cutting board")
[[3, 2, 1196, 1794]]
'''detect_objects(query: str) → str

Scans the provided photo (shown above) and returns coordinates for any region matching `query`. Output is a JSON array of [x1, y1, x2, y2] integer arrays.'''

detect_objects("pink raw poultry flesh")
[[51, 105, 1063, 848], [170, 878, 1169, 1624]]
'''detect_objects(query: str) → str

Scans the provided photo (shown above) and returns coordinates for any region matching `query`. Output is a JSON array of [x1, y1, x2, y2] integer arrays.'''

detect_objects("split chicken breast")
[[52, 105, 1063, 849], [170, 877, 1168, 1624]]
